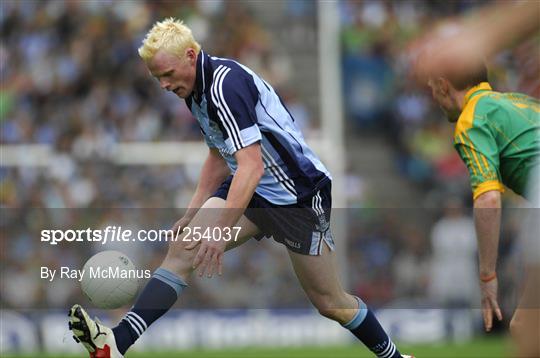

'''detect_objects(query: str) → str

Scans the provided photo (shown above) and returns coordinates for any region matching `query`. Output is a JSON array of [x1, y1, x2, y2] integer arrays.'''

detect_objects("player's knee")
[[162, 241, 196, 277], [509, 314, 521, 337]]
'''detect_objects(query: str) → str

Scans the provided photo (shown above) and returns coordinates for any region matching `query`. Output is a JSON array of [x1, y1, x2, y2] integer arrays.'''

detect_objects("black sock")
[[112, 268, 187, 355], [343, 297, 402, 358]]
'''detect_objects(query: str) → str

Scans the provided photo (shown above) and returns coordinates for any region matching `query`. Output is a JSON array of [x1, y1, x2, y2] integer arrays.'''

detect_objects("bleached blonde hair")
[[138, 18, 201, 62]]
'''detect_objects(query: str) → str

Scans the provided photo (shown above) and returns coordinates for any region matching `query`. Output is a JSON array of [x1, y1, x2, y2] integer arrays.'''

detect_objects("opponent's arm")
[[411, 1, 540, 84], [453, 110, 505, 331], [171, 148, 230, 231], [474, 189, 503, 332], [474, 190, 501, 279]]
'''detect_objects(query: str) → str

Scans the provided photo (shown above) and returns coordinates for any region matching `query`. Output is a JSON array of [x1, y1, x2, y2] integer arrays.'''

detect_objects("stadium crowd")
[[1, 0, 531, 321]]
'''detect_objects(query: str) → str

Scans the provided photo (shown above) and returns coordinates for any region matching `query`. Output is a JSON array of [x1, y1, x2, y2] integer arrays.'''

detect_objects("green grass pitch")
[[3, 337, 510, 358], [5, 337, 510, 358]]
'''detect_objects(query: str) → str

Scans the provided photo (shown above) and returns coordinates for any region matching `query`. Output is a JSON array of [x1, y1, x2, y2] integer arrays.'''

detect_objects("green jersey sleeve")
[[454, 94, 505, 200]]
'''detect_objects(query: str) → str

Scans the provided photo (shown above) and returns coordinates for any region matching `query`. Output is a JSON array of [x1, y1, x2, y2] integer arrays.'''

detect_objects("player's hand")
[[192, 235, 226, 278], [480, 276, 503, 332], [408, 20, 488, 86], [168, 216, 192, 240]]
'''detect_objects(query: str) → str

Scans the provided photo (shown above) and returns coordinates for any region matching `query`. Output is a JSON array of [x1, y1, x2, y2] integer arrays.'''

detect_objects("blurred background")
[[1, 0, 538, 356]]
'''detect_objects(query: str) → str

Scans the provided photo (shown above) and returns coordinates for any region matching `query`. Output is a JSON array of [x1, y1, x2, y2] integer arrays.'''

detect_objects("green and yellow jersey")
[[454, 82, 540, 200]]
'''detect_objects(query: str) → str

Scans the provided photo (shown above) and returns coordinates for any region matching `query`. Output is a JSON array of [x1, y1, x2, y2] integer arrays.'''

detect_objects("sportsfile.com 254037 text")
[[40, 226, 242, 245]]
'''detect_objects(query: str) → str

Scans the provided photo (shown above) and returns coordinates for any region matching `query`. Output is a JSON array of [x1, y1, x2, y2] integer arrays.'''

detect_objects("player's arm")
[[474, 190, 501, 279], [192, 143, 263, 277], [454, 113, 504, 331], [170, 148, 230, 232], [191, 68, 262, 277], [474, 190, 503, 332], [411, 1, 539, 84], [219, 142, 264, 226], [185, 147, 231, 219]]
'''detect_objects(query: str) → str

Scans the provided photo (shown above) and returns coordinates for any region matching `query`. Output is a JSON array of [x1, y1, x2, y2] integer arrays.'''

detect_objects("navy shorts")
[[212, 177, 335, 256]]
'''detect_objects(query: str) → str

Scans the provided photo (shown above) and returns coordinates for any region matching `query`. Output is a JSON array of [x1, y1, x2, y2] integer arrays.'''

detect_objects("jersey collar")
[[462, 82, 492, 109], [193, 50, 212, 104]]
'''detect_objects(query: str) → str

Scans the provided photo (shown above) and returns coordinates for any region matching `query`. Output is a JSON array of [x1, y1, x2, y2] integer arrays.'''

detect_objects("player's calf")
[[111, 266, 188, 355], [315, 295, 406, 357], [161, 237, 199, 280], [309, 291, 358, 323]]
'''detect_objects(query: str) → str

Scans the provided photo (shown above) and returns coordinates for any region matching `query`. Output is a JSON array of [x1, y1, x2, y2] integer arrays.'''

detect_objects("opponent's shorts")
[[212, 176, 335, 256]]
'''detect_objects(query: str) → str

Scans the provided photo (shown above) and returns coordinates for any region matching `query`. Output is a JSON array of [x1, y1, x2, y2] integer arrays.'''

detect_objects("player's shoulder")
[[470, 92, 504, 116], [497, 91, 540, 110], [208, 57, 258, 100], [455, 93, 493, 138], [209, 56, 252, 80]]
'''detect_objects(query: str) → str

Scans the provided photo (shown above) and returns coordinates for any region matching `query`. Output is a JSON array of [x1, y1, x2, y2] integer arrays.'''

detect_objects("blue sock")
[[112, 268, 187, 355], [343, 297, 402, 358]]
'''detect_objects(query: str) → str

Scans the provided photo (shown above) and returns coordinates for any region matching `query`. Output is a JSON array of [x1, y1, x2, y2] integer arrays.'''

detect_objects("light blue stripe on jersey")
[[261, 143, 297, 197]]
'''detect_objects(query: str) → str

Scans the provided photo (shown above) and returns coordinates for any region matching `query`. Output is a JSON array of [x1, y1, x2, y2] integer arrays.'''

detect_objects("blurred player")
[[68, 18, 412, 358], [426, 67, 539, 334], [413, 2, 540, 355]]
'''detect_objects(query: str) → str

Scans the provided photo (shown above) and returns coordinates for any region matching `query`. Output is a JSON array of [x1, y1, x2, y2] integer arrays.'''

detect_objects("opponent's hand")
[[480, 277, 503, 332], [192, 236, 226, 278], [408, 20, 488, 86]]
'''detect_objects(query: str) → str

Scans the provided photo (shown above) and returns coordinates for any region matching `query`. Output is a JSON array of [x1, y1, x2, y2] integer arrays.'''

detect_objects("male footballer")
[[68, 18, 411, 358], [427, 67, 540, 335]]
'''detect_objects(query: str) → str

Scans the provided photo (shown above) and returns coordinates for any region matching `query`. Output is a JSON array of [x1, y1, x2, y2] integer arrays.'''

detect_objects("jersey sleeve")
[[210, 68, 262, 154], [454, 108, 505, 200]]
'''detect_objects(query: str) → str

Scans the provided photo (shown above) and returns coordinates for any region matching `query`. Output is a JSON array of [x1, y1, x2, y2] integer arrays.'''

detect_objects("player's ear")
[[185, 48, 196, 65], [437, 77, 450, 95]]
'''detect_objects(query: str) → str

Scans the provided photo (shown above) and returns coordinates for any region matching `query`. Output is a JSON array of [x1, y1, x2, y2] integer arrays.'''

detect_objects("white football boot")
[[68, 304, 123, 358]]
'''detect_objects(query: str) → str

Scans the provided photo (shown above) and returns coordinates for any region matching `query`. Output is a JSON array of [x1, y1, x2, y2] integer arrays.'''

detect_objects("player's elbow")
[[474, 190, 501, 208], [237, 157, 264, 181], [252, 160, 264, 180]]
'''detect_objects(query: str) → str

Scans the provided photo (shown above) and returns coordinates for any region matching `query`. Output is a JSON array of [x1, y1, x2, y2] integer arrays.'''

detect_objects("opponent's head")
[[427, 64, 488, 123], [139, 18, 201, 98]]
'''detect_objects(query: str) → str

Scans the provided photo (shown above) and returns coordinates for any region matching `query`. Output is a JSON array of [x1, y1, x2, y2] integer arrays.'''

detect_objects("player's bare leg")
[[510, 265, 540, 357], [288, 242, 357, 322], [161, 197, 260, 280], [289, 243, 411, 358], [70, 197, 260, 357]]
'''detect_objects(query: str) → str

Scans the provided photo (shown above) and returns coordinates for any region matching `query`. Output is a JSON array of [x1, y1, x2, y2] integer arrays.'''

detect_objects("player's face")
[[427, 78, 460, 122], [147, 49, 197, 98]]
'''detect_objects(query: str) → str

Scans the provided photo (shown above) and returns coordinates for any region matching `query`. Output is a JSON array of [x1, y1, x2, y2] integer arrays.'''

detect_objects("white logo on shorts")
[[284, 238, 301, 249]]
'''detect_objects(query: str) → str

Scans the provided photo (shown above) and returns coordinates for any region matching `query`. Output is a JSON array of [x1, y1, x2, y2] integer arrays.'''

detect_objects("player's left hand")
[[192, 235, 227, 278], [480, 276, 503, 332]]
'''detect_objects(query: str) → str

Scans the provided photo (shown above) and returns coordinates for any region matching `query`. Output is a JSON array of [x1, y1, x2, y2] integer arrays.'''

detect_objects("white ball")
[[81, 251, 140, 309]]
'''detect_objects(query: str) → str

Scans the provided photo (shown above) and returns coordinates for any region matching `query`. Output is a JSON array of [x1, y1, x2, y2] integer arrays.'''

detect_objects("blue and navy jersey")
[[185, 50, 331, 205]]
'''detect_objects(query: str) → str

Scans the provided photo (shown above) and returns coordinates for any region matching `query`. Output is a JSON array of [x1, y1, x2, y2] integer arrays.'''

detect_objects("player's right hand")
[[480, 277, 503, 332]]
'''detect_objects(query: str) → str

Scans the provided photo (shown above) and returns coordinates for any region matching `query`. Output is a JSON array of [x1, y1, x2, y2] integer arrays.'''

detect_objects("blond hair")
[[138, 18, 201, 62]]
